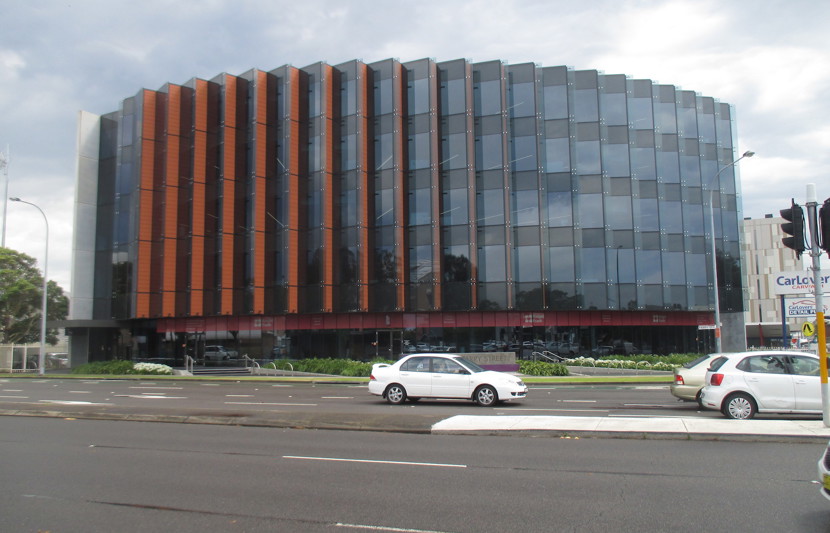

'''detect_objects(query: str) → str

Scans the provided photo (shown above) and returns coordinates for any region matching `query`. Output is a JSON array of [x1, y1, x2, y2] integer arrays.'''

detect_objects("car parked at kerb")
[[369, 354, 527, 407], [699, 350, 821, 419], [670, 354, 719, 405]]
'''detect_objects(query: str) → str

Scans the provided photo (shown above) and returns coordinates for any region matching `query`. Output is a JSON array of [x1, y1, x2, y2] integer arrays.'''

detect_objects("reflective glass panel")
[[580, 248, 605, 282], [477, 189, 504, 226], [408, 78, 430, 116], [409, 188, 431, 226], [601, 93, 627, 125], [478, 245, 506, 282], [574, 89, 598, 121], [513, 189, 539, 226], [660, 201, 683, 233], [375, 189, 394, 226], [442, 133, 467, 170], [476, 80, 502, 116], [628, 98, 653, 129], [442, 189, 468, 226], [477, 134, 503, 170], [549, 246, 574, 282], [657, 151, 679, 182], [631, 148, 656, 179], [637, 198, 659, 231], [510, 82, 535, 118], [576, 141, 601, 174], [662, 251, 686, 284], [511, 136, 537, 171], [602, 144, 630, 177], [578, 193, 603, 228], [409, 132, 430, 170], [605, 196, 633, 229], [543, 85, 568, 119], [547, 191, 573, 227], [375, 133, 393, 170], [515, 246, 541, 282], [545, 138, 570, 173], [636, 250, 661, 284]]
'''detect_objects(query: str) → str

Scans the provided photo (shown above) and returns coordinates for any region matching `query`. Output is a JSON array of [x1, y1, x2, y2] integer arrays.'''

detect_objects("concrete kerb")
[[3, 404, 830, 442]]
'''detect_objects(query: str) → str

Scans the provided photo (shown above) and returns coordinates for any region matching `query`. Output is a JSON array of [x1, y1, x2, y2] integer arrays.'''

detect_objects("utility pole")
[[805, 184, 829, 427]]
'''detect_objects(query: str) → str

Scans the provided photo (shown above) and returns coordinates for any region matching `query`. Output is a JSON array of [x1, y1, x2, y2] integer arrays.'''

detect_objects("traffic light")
[[820, 198, 830, 254], [780, 199, 806, 257]]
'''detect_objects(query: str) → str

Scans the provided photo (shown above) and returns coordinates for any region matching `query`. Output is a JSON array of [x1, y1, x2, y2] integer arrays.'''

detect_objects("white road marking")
[[500, 408, 608, 413], [225, 402, 317, 406], [560, 399, 597, 403], [336, 523, 454, 532], [113, 395, 186, 399], [38, 400, 114, 406], [68, 391, 91, 394], [129, 386, 183, 390], [284, 456, 466, 469], [2, 389, 23, 392], [226, 394, 255, 398], [0, 395, 28, 399]]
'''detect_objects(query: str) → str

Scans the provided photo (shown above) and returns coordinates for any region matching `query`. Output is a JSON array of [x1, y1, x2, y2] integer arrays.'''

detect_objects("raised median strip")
[[430, 415, 830, 443]]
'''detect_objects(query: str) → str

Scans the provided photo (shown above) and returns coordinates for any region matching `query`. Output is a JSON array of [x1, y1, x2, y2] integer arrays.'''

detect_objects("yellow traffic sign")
[[802, 321, 816, 337]]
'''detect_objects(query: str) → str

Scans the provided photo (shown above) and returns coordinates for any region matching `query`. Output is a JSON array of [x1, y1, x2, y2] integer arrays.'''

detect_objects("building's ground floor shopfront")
[[68, 310, 718, 367]]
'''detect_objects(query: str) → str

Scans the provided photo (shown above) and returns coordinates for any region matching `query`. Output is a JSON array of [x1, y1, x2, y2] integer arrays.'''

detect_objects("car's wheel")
[[695, 390, 704, 409], [722, 393, 756, 419], [474, 385, 498, 407], [385, 384, 407, 405]]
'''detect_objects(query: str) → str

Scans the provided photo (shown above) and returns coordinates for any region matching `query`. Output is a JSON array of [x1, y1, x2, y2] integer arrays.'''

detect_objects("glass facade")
[[74, 58, 744, 362]]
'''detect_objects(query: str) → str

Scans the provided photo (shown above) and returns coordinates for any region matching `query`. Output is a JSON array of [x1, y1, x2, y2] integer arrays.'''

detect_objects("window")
[[402, 357, 431, 372], [432, 357, 466, 374], [738, 355, 787, 374], [789, 356, 820, 376]]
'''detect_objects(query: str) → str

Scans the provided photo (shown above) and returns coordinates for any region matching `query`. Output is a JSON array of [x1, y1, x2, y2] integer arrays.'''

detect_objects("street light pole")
[[0, 147, 8, 247], [708, 150, 754, 353], [9, 197, 49, 375]]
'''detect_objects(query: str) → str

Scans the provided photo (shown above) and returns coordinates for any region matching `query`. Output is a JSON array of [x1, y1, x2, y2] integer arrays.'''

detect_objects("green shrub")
[[519, 360, 570, 376], [70, 360, 173, 375]]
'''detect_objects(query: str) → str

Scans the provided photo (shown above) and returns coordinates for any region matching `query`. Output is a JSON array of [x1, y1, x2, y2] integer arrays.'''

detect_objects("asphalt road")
[[1, 416, 827, 533], [0, 377, 708, 420]]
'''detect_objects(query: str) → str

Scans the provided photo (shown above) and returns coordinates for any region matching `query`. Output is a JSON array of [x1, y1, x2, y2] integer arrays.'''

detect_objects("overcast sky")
[[1, 0, 828, 293]]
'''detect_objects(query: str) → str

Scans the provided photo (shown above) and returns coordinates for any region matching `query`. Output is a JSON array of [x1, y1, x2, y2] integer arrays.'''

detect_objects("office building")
[[69, 58, 746, 363]]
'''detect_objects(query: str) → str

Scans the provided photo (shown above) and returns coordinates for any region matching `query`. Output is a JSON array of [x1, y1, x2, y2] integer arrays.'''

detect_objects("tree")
[[0, 247, 68, 345]]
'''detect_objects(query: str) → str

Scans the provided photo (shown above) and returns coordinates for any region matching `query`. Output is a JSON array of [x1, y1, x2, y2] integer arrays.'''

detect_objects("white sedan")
[[368, 354, 528, 407]]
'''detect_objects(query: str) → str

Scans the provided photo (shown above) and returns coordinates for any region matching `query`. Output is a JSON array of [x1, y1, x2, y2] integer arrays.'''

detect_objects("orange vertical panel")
[[392, 63, 406, 310], [357, 63, 370, 311], [221, 76, 237, 315], [190, 80, 209, 315], [322, 65, 335, 312], [135, 90, 158, 318], [252, 71, 268, 312], [162, 85, 181, 316], [286, 69, 301, 314]]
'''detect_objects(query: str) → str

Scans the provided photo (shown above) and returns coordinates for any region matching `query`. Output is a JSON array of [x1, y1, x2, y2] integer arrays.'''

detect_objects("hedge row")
[[71, 361, 173, 375], [518, 360, 570, 376]]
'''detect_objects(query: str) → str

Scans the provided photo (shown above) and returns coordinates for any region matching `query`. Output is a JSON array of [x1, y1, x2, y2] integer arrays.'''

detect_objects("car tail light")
[[674, 375, 685, 385], [710, 373, 724, 386], [369, 374, 376, 381]]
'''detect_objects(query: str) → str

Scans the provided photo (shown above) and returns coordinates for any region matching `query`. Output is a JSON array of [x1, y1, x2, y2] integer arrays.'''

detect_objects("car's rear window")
[[684, 355, 711, 369], [708, 357, 728, 372]]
